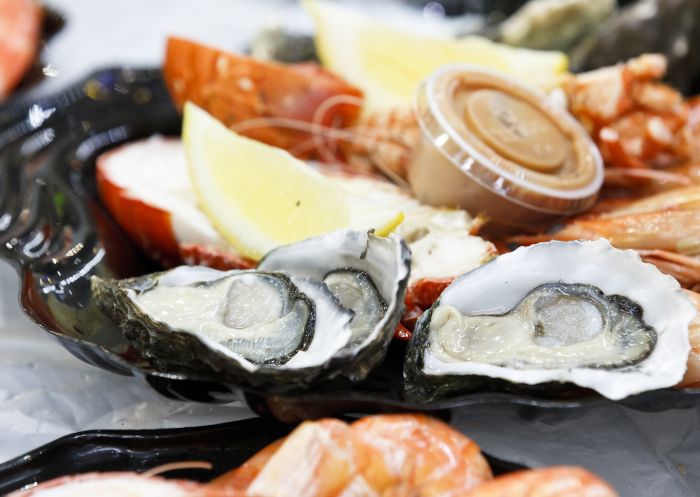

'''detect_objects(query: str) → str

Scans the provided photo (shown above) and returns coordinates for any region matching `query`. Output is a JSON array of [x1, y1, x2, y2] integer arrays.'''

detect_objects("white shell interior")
[[422, 239, 695, 399]]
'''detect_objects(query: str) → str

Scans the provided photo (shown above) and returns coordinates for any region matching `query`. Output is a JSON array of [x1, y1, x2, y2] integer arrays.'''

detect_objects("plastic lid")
[[413, 65, 603, 215]]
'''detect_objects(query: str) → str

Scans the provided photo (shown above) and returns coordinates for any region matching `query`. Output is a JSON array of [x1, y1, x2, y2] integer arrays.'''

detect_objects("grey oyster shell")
[[93, 230, 410, 391], [404, 240, 694, 402], [499, 0, 616, 52], [258, 229, 411, 381]]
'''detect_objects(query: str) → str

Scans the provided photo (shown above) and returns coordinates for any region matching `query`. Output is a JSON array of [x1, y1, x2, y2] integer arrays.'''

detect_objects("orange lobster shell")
[[163, 36, 363, 158]]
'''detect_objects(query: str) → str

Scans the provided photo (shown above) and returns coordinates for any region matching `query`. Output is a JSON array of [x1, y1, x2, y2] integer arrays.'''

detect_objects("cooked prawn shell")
[[679, 290, 700, 389], [459, 467, 618, 497], [349, 414, 492, 497], [213, 414, 492, 497], [559, 54, 695, 170], [510, 186, 700, 287]]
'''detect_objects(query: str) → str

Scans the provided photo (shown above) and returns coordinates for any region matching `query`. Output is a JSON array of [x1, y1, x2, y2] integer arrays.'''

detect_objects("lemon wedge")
[[305, 0, 568, 111], [183, 102, 404, 260]]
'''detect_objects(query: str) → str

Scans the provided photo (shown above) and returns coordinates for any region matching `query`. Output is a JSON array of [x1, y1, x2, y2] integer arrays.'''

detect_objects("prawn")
[[460, 467, 618, 497], [213, 414, 493, 497], [679, 290, 700, 389], [511, 186, 700, 288]]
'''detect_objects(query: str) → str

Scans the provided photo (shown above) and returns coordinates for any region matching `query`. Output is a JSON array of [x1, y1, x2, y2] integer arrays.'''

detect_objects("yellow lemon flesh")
[[305, 0, 568, 111], [183, 102, 404, 260]]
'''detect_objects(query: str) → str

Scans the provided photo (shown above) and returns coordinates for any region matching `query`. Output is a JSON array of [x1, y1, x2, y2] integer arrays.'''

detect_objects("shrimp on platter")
[[679, 290, 700, 389], [559, 54, 698, 170], [511, 185, 700, 290], [460, 467, 618, 497], [213, 414, 493, 497]]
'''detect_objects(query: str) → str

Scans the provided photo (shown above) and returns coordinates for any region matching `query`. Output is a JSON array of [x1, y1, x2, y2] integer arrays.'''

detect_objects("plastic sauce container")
[[407, 65, 603, 230]]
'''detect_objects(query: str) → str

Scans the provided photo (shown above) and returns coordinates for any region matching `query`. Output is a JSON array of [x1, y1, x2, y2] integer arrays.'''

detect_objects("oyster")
[[499, 0, 616, 52], [93, 230, 409, 390], [404, 240, 695, 401], [258, 229, 411, 380]]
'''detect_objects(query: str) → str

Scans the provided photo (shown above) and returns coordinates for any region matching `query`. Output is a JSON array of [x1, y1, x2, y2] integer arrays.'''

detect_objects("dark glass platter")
[[0, 66, 697, 419]]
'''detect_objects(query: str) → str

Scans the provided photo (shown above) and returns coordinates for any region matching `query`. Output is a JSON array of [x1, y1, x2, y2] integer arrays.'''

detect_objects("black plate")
[[0, 66, 696, 419], [0, 416, 527, 495]]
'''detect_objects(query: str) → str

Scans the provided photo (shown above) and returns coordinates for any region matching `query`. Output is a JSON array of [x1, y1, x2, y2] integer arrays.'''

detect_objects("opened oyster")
[[93, 230, 410, 390], [404, 240, 695, 401], [258, 229, 411, 380]]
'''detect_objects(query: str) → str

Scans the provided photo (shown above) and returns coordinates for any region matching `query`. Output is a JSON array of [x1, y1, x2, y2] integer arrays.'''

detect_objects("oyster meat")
[[405, 240, 695, 401], [93, 230, 409, 390]]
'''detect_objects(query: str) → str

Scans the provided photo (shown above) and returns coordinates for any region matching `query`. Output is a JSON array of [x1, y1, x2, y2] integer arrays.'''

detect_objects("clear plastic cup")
[[407, 65, 604, 231]]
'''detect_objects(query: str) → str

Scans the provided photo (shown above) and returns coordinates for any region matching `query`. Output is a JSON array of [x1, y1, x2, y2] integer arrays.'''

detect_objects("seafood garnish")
[[404, 240, 695, 401], [92, 230, 409, 389], [305, 0, 568, 111]]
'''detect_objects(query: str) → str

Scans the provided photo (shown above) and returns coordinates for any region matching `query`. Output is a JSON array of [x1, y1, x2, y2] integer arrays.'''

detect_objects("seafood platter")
[[2, 0, 700, 494], [3, 0, 700, 411]]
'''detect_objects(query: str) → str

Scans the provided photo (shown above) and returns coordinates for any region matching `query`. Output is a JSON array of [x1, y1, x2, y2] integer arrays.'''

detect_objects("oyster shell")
[[93, 230, 409, 390], [404, 240, 695, 401], [258, 229, 411, 380]]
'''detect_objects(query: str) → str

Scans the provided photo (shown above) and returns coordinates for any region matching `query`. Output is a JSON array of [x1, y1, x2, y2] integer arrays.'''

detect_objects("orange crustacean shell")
[[460, 467, 618, 497], [96, 148, 255, 270], [163, 36, 363, 159], [209, 414, 618, 497], [0, 0, 42, 100], [8, 416, 618, 497], [212, 414, 494, 497]]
